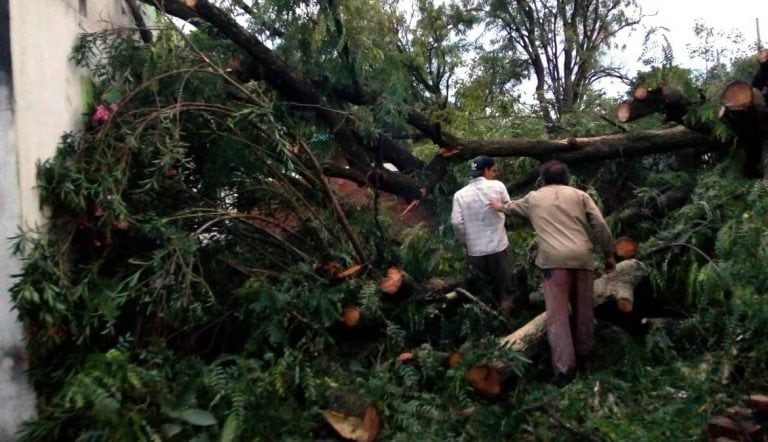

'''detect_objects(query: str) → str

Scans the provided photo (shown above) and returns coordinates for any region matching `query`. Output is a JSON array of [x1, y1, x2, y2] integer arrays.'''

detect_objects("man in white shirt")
[[451, 156, 515, 316]]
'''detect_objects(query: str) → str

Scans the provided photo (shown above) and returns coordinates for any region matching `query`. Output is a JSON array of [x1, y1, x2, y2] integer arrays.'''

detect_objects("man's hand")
[[603, 255, 616, 273], [488, 198, 504, 212]]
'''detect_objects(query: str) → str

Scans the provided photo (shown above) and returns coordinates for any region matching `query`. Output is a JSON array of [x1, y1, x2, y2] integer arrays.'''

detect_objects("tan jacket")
[[503, 185, 613, 270]]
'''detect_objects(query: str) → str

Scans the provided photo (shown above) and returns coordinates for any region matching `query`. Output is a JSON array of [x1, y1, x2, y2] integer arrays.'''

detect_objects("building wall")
[[1, 0, 135, 438]]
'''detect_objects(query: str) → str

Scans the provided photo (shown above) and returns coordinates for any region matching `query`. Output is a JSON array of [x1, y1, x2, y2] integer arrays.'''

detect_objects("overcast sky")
[[596, 0, 766, 96], [631, 0, 764, 65]]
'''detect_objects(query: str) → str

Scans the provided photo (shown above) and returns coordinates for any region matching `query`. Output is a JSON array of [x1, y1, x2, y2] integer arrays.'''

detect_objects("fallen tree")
[[139, 0, 723, 203]]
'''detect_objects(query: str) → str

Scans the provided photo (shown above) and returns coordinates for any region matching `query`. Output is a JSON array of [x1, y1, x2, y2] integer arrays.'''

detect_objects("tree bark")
[[609, 188, 692, 228], [453, 126, 717, 164]]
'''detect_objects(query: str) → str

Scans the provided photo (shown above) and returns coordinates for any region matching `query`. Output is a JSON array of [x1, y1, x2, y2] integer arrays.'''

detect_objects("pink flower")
[[91, 105, 111, 126]]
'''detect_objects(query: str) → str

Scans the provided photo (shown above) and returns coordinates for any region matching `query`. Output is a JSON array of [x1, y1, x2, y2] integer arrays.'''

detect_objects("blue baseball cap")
[[470, 155, 494, 177]]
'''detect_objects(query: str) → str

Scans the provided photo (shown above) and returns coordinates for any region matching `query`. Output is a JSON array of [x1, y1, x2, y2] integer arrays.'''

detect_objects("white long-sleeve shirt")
[[451, 177, 511, 256]]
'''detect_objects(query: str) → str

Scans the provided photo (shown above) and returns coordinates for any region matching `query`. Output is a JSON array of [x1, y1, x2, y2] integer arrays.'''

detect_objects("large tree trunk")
[[450, 126, 717, 164], [719, 81, 768, 178]]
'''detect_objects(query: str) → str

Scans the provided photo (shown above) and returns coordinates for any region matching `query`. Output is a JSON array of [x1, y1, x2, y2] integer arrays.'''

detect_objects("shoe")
[[551, 369, 575, 388], [576, 354, 593, 375]]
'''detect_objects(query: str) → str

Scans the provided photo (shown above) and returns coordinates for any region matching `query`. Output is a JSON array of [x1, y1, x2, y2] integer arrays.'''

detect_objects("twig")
[[455, 288, 511, 328]]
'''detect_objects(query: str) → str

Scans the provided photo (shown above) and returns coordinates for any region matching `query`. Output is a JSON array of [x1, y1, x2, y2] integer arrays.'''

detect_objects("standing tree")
[[483, 0, 643, 124]]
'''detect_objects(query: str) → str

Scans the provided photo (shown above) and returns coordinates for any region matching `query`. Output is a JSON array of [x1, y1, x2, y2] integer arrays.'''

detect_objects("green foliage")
[[14, 6, 768, 442]]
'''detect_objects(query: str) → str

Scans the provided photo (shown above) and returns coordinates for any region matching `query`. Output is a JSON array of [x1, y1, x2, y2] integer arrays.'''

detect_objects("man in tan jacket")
[[490, 160, 615, 387]]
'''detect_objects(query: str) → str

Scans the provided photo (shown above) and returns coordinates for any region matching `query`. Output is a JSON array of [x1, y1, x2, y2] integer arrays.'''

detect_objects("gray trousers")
[[468, 248, 515, 306]]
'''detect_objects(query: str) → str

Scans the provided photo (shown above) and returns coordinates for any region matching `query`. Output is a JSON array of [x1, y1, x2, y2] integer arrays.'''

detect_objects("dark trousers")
[[541, 268, 594, 375], [468, 248, 514, 306]]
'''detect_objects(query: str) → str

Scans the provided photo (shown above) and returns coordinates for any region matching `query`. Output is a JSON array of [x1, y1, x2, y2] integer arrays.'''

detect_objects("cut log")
[[618, 85, 691, 124], [499, 259, 649, 353], [614, 237, 638, 261], [719, 81, 768, 178], [593, 259, 649, 313], [322, 404, 381, 442], [379, 267, 415, 297], [465, 363, 505, 399], [465, 260, 649, 397], [342, 305, 362, 328]]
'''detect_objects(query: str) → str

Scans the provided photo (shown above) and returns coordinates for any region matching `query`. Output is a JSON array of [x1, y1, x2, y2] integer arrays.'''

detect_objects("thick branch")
[[610, 188, 692, 228], [617, 85, 690, 124], [139, 0, 423, 176], [322, 165, 424, 202], [125, 0, 153, 44], [453, 126, 718, 164]]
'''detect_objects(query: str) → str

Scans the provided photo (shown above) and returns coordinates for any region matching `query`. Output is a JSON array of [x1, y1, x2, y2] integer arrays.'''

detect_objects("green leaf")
[[220, 414, 240, 442], [161, 423, 183, 437], [180, 408, 218, 426], [102, 87, 122, 104]]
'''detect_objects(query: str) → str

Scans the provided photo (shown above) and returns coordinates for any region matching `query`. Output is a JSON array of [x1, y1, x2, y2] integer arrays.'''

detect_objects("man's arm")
[[490, 193, 530, 219], [451, 194, 466, 245], [584, 195, 616, 272]]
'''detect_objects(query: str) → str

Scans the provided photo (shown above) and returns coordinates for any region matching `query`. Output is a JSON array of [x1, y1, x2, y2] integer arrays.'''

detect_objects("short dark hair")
[[469, 155, 495, 178], [540, 160, 569, 185]]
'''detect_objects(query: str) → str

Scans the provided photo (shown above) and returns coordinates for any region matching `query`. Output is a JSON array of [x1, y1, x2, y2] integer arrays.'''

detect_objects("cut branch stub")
[[721, 81, 759, 111], [447, 351, 462, 368], [379, 267, 414, 297], [342, 305, 361, 328], [633, 87, 649, 100], [322, 404, 381, 442], [465, 364, 504, 399], [593, 259, 649, 313], [614, 237, 638, 261]]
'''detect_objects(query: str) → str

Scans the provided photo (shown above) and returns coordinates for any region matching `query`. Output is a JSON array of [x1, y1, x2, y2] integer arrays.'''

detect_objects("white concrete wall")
[[12, 0, 133, 230], [1, 0, 136, 439]]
